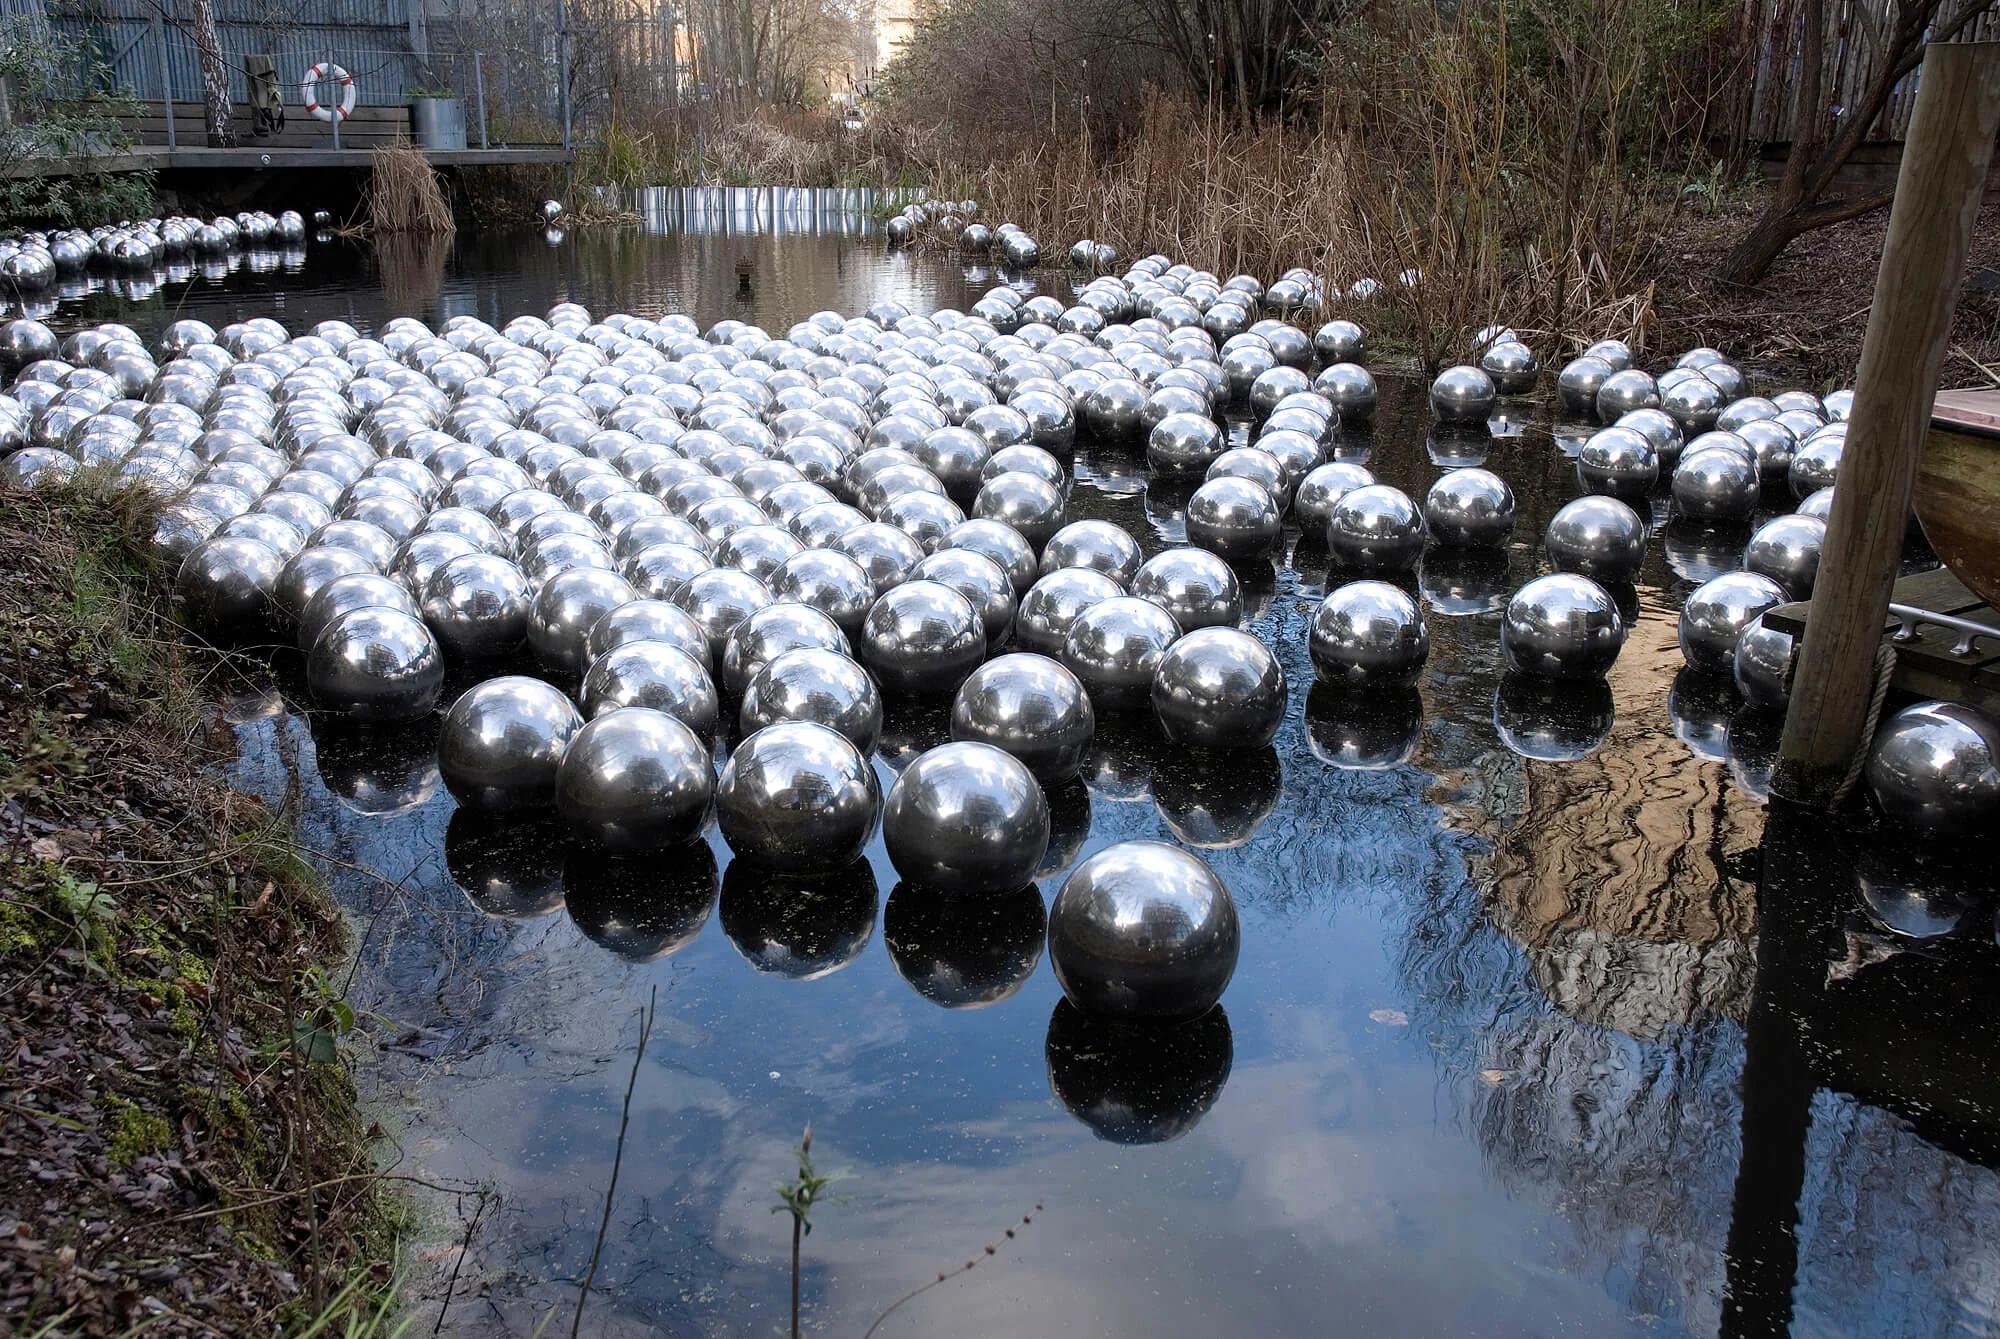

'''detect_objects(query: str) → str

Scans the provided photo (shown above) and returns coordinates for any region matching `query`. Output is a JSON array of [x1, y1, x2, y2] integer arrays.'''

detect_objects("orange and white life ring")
[[301, 62, 356, 122]]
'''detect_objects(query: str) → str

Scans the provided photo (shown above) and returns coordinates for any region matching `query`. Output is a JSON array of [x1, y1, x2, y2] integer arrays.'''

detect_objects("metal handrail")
[[1886, 602, 2000, 658]]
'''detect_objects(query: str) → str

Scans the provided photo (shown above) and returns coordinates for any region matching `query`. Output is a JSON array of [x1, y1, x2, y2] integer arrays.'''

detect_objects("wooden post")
[[1774, 41, 2000, 807]]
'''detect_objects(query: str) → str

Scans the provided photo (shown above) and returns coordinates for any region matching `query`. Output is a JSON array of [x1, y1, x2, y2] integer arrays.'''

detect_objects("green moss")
[[104, 1095, 172, 1168]]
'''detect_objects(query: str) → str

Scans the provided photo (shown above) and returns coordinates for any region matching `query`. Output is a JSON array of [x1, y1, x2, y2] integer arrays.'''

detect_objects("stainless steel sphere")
[[528, 566, 636, 673], [1, 446, 77, 489], [306, 606, 444, 723], [668, 566, 774, 661], [175, 535, 283, 642], [1557, 356, 1615, 416], [1310, 580, 1428, 689], [1314, 320, 1366, 364], [1798, 486, 1836, 521], [580, 640, 720, 733], [541, 199, 563, 221], [1061, 595, 1182, 713], [1576, 426, 1658, 499], [1041, 520, 1142, 586], [1865, 702, 2000, 839], [1660, 372, 1723, 433], [941, 518, 1040, 597], [554, 707, 714, 849], [1429, 365, 1497, 425], [1291, 462, 1375, 533], [1678, 571, 1786, 673], [949, 652, 1095, 782], [1325, 484, 1426, 573], [1789, 437, 1843, 499], [1583, 338, 1633, 371], [1743, 513, 1825, 599], [1479, 340, 1539, 395], [912, 548, 1017, 646], [883, 741, 1051, 894], [720, 601, 849, 697], [1423, 468, 1515, 548], [437, 676, 584, 812], [1543, 495, 1647, 582], [298, 571, 417, 652], [586, 598, 712, 667], [1048, 841, 1239, 1020], [1014, 567, 1124, 656], [1186, 477, 1282, 564], [972, 471, 1066, 550], [1733, 615, 1796, 709], [421, 553, 532, 660], [1129, 548, 1241, 632], [860, 579, 986, 694], [1314, 362, 1376, 420], [715, 721, 882, 873], [1595, 368, 1660, 420], [768, 548, 876, 637], [739, 647, 882, 754], [1147, 412, 1226, 476], [1150, 627, 1286, 749], [1500, 574, 1627, 680], [1672, 446, 1760, 523]]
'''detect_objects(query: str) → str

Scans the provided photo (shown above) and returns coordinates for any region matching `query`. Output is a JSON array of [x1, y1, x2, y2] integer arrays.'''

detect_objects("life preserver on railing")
[[301, 62, 356, 122]]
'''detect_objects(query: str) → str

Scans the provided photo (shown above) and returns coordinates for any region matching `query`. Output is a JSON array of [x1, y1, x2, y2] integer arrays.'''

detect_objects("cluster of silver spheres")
[[0, 212, 318, 319]]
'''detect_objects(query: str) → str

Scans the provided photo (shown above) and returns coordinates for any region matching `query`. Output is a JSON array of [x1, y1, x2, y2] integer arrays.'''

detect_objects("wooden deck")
[[1, 143, 571, 178]]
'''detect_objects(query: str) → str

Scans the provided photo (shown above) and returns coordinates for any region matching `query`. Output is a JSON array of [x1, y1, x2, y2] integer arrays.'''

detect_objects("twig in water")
[[434, 1186, 492, 1335], [571, 983, 656, 1339], [861, 1202, 1045, 1339]]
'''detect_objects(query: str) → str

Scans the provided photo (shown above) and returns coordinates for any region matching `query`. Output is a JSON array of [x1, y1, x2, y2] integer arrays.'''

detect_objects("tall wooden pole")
[[1773, 41, 2000, 807]]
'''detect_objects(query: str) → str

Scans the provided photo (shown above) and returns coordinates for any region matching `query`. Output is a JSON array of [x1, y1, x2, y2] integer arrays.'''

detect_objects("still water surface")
[[37, 192, 2000, 1337]]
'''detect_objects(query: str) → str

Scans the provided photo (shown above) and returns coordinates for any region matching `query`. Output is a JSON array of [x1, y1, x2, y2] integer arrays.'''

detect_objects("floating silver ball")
[[1543, 496, 1647, 582], [668, 566, 774, 661], [1577, 426, 1658, 500], [942, 518, 1041, 597], [176, 535, 283, 642], [1310, 580, 1428, 689], [860, 579, 986, 694], [541, 199, 564, 221], [1062, 595, 1182, 713], [529, 566, 636, 673], [1737, 418, 1797, 484], [1822, 389, 1854, 421], [721, 601, 849, 697], [949, 652, 1095, 783], [1679, 571, 1786, 674], [1314, 320, 1365, 364], [1041, 519, 1142, 585], [715, 721, 881, 873], [1423, 468, 1515, 548], [768, 548, 876, 636], [1671, 446, 1760, 523], [1789, 437, 1842, 499], [1660, 372, 1723, 433], [586, 598, 712, 668], [421, 553, 532, 660], [1048, 841, 1239, 1021], [1557, 356, 1614, 416], [1743, 513, 1825, 599], [1595, 368, 1660, 420], [1014, 567, 1124, 655], [1429, 365, 1497, 425], [1733, 615, 1795, 709], [1326, 484, 1426, 573], [1865, 702, 2000, 839], [1479, 340, 1539, 396], [581, 640, 719, 733], [1501, 574, 1626, 680], [913, 548, 1017, 646], [739, 647, 882, 754], [298, 571, 417, 653], [306, 606, 443, 723], [972, 471, 1066, 550], [1146, 411, 1225, 477], [1186, 477, 1282, 564], [1291, 462, 1375, 533], [2, 446, 77, 489], [1314, 362, 1376, 420], [1583, 338, 1633, 371], [1130, 548, 1241, 632], [555, 708, 713, 849], [1150, 627, 1286, 750], [1797, 486, 1836, 521], [438, 677, 583, 812], [883, 741, 1050, 894]]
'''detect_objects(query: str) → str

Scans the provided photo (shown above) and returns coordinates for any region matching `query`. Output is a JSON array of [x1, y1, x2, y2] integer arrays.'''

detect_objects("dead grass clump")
[[367, 141, 457, 236]]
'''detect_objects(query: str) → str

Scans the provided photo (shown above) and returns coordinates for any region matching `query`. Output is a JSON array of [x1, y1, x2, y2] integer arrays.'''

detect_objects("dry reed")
[[367, 141, 458, 236]]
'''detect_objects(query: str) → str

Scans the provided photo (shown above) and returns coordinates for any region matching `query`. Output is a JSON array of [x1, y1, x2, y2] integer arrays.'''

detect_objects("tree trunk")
[[189, 0, 236, 148]]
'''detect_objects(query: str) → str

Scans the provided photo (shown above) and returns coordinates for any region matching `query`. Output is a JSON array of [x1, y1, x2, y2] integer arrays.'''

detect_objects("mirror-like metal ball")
[[721, 601, 849, 697], [739, 647, 882, 754], [949, 652, 1095, 782], [1543, 495, 1647, 582], [555, 707, 713, 849], [1501, 573, 1626, 680], [715, 721, 881, 873], [1015, 566, 1124, 656], [1041, 519, 1142, 585], [1733, 615, 1795, 710], [421, 553, 532, 660], [1671, 446, 1760, 523], [668, 566, 774, 662], [1480, 340, 1539, 395], [529, 566, 636, 673], [1186, 476, 1282, 564], [883, 741, 1051, 894], [1, 446, 78, 489], [860, 579, 986, 694], [298, 571, 417, 653], [1577, 426, 1658, 500], [1797, 486, 1836, 521], [1429, 365, 1496, 425], [1423, 468, 1515, 548], [1150, 627, 1286, 749], [580, 639, 719, 733], [1744, 513, 1825, 599], [306, 606, 443, 723], [1595, 368, 1660, 420], [1292, 462, 1375, 533], [275, 544, 375, 628], [1326, 484, 1426, 573], [176, 535, 283, 642], [1310, 580, 1428, 689], [1557, 356, 1614, 416], [1146, 411, 1225, 476], [941, 518, 1040, 597], [1062, 595, 1182, 713], [970, 470, 1066, 551], [585, 597, 712, 668], [1789, 437, 1843, 499], [1679, 570, 1787, 674], [913, 548, 1017, 647], [768, 548, 877, 637], [1048, 841, 1239, 1021], [1865, 701, 2000, 839], [1130, 547, 1241, 632], [1314, 320, 1365, 364]]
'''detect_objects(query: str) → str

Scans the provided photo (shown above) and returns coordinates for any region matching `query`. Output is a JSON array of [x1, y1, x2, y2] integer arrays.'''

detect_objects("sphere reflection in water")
[[884, 881, 1047, 1008], [1501, 574, 1625, 680], [445, 809, 568, 919], [438, 676, 586, 812], [1048, 840, 1239, 1020], [1493, 674, 1615, 761], [1854, 845, 1973, 939], [307, 712, 440, 815], [949, 653, 1095, 782], [1419, 549, 1511, 616], [555, 708, 715, 849], [1150, 627, 1287, 749], [719, 857, 879, 979], [883, 742, 1051, 894], [1045, 1000, 1233, 1143], [715, 721, 881, 873], [1669, 666, 1736, 762], [1304, 684, 1423, 769], [1152, 746, 1281, 848], [1039, 777, 1094, 877], [563, 843, 720, 961], [1865, 701, 2000, 839]]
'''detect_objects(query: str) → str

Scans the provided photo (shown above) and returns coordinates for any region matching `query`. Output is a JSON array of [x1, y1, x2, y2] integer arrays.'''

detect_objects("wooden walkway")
[[2, 144, 571, 178]]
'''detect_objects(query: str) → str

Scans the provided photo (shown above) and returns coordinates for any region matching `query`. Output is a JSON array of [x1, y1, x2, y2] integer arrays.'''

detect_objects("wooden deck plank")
[[0, 145, 570, 177], [1767, 564, 2000, 708]]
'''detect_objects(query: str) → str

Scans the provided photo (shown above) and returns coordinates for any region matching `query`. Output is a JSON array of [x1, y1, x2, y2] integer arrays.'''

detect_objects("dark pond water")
[[33, 189, 2000, 1338]]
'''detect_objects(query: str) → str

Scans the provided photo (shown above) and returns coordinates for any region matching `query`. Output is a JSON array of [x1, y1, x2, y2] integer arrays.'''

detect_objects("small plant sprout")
[[772, 1123, 846, 1339]]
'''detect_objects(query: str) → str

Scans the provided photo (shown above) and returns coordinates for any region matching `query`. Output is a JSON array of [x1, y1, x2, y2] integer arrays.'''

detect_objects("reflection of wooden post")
[[1774, 42, 2000, 806]]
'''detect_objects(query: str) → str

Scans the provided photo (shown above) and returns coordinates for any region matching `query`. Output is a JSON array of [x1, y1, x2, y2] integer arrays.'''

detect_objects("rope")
[[1831, 642, 1899, 807]]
